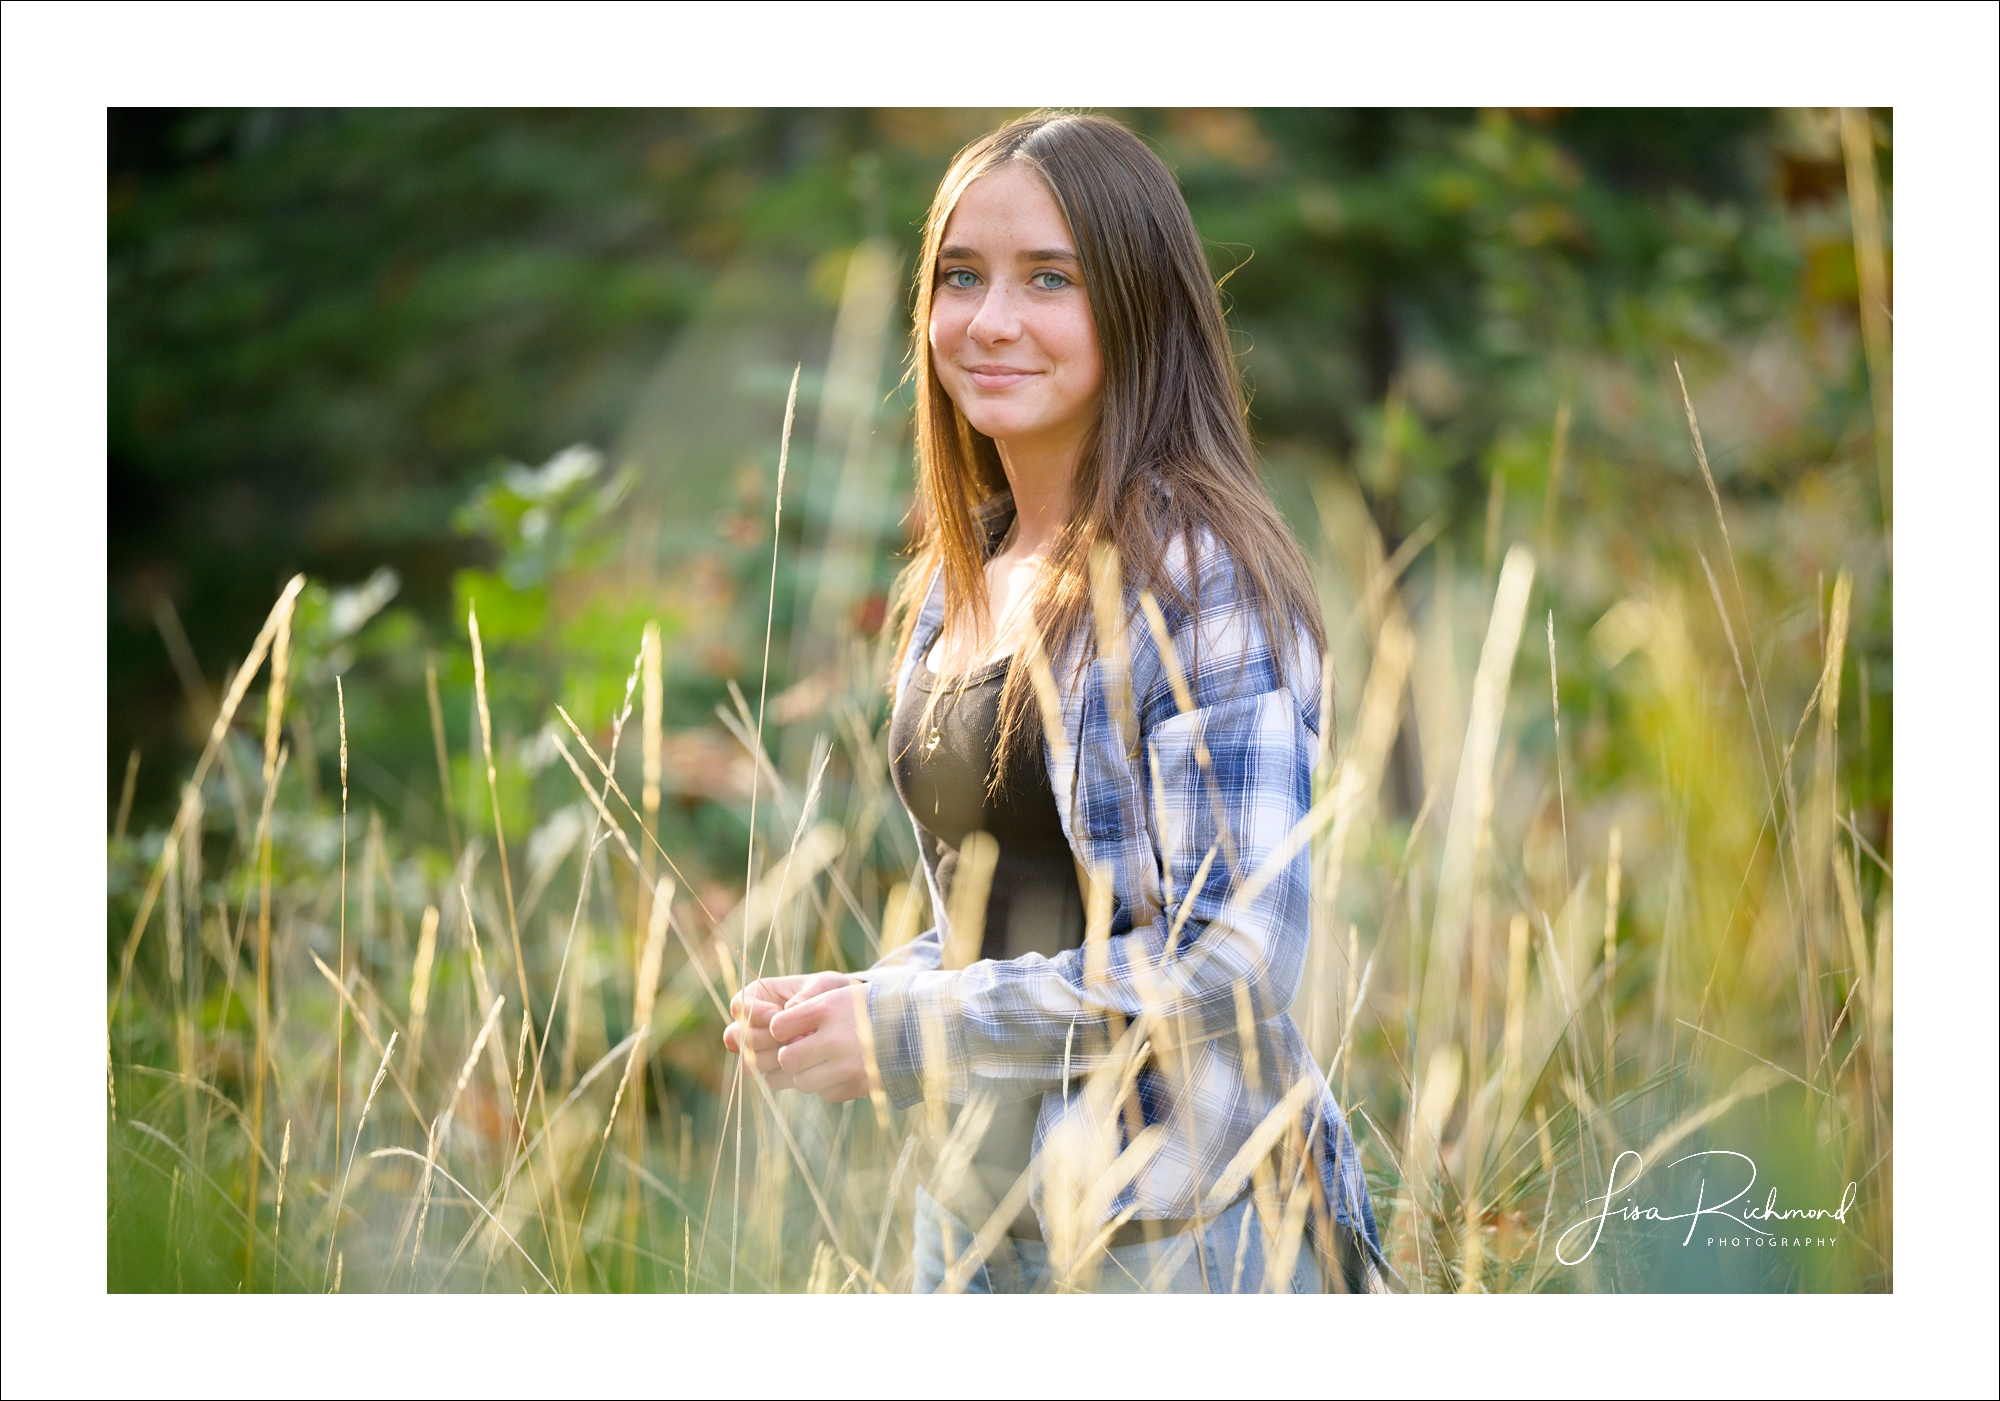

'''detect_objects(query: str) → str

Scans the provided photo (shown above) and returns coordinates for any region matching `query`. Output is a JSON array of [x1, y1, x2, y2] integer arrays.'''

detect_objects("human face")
[[929, 162, 1104, 463]]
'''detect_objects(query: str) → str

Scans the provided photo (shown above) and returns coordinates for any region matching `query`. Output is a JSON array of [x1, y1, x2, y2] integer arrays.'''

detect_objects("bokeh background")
[[106, 108, 1892, 1293], [110, 108, 1887, 822]]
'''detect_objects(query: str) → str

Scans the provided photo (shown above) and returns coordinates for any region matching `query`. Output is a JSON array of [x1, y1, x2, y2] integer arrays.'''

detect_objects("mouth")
[[962, 364, 1041, 391]]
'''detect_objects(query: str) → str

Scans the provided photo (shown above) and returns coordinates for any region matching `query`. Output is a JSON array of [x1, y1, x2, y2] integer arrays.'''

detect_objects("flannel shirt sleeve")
[[866, 927, 943, 976]]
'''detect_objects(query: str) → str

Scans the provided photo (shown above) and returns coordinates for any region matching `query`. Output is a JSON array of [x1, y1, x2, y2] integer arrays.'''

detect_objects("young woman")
[[723, 111, 1385, 1294]]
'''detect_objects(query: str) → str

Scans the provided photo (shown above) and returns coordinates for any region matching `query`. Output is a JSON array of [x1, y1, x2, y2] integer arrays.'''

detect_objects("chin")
[[962, 409, 1044, 441]]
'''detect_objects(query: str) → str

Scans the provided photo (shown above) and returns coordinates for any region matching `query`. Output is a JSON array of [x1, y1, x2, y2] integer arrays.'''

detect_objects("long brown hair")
[[891, 110, 1325, 776]]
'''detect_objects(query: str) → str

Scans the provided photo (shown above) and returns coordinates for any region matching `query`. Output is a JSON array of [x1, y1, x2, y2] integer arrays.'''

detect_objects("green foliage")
[[111, 107, 1887, 827], [453, 445, 635, 592], [451, 568, 546, 647]]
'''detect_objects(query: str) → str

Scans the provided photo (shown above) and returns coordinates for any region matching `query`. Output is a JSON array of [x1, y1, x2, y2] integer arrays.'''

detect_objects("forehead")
[[939, 161, 1074, 254]]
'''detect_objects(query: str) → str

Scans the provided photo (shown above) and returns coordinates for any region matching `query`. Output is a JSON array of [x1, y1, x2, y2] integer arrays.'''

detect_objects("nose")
[[964, 279, 1022, 348]]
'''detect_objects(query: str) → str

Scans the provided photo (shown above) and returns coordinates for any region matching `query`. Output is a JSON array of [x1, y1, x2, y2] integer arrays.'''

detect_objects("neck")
[[993, 427, 1085, 555]]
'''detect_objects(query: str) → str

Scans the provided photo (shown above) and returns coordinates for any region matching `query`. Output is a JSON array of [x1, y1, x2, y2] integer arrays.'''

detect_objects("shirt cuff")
[[864, 970, 956, 1111]]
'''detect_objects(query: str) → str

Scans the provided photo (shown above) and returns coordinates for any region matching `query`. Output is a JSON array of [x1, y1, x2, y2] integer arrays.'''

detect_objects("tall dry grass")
[[106, 367, 1890, 1296]]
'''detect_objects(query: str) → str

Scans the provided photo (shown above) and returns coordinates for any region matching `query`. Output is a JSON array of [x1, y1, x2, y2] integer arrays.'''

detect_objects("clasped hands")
[[721, 971, 875, 1104]]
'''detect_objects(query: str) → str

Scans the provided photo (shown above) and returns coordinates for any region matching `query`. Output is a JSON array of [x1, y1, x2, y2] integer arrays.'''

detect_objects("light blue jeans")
[[910, 1185, 1324, 1294]]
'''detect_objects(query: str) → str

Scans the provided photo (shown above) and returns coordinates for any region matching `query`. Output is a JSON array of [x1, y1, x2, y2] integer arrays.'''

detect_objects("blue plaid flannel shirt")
[[862, 530, 1386, 1283]]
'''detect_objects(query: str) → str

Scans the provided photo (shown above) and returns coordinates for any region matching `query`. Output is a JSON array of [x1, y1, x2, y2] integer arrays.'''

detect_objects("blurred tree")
[[110, 107, 1884, 827]]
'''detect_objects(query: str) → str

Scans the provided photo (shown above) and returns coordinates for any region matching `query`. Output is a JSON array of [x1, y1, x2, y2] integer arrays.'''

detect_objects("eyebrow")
[[938, 244, 1080, 264]]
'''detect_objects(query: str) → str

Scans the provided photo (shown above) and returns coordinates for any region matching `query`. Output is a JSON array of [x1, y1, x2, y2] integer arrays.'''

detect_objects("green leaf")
[[452, 568, 546, 645]]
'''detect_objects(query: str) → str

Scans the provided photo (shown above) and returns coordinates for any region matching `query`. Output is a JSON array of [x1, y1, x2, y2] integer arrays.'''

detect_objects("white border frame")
[[4, 3, 1994, 1396]]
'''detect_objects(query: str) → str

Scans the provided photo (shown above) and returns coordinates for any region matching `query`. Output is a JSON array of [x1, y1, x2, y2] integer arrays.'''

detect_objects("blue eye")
[[1031, 271, 1070, 290], [941, 268, 979, 290]]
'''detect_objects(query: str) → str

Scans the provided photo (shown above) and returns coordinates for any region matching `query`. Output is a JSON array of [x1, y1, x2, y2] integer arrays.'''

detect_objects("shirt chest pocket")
[[1073, 689, 1142, 846]]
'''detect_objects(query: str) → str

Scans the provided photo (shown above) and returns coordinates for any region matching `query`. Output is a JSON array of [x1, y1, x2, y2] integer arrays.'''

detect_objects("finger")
[[751, 1045, 789, 1077], [792, 1058, 859, 1099], [731, 1018, 786, 1051], [771, 991, 843, 1042], [775, 1030, 834, 1078], [742, 995, 788, 1030], [744, 975, 807, 1008], [784, 972, 855, 1007], [725, 1019, 788, 1054], [768, 1002, 818, 1044], [723, 1018, 775, 1052]]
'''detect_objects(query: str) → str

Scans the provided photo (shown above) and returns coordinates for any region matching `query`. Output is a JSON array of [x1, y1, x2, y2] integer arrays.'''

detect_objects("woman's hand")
[[722, 976, 804, 1086], [722, 972, 865, 1098], [767, 978, 874, 1104]]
